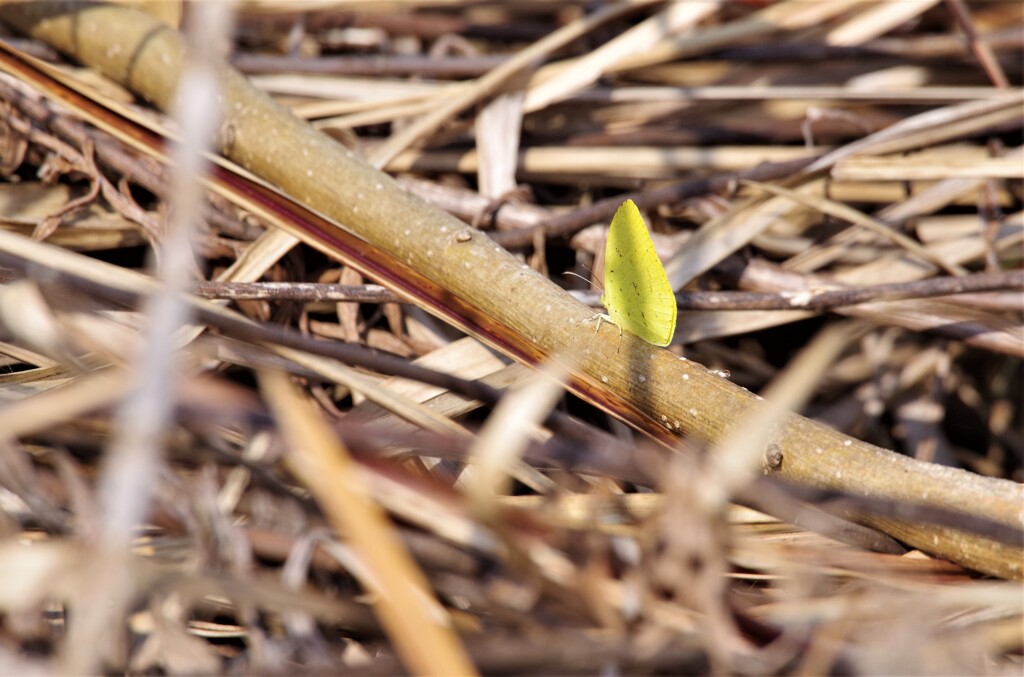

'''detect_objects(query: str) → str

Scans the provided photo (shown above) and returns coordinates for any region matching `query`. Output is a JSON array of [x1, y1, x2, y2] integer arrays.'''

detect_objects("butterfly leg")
[[581, 313, 621, 352], [582, 312, 612, 333]]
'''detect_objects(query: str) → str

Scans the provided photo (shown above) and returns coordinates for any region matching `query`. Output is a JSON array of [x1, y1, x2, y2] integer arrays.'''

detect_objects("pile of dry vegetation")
[[0, 2, 1020, 674]]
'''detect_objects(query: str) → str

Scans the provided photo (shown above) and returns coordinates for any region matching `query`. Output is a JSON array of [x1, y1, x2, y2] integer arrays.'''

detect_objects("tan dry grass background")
[[0, 1, 1021, 675]]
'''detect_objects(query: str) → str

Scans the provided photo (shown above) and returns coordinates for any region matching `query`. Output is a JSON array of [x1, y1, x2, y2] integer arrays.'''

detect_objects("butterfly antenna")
[[563, 270, 605, 293]]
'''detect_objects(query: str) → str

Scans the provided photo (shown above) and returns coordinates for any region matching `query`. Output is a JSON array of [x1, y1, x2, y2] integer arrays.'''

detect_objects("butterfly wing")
[[600, 200, 677, 346]]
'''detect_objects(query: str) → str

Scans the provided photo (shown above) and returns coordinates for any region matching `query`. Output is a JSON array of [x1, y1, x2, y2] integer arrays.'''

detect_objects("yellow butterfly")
[[596, 199, 677, 346]]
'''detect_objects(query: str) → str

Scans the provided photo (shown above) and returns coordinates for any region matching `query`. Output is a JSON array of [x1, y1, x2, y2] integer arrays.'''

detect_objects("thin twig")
[[492, 156, 819, 248], [945, 0, 1011, 88], [191, 280, 401, 302]]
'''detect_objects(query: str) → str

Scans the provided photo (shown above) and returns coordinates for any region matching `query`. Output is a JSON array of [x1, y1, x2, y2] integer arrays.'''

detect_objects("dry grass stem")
[[0, 2, 1020, 674]]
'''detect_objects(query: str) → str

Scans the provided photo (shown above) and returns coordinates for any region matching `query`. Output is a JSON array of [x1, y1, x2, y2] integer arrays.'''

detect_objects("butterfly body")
[[599, 200, 677, 346]]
